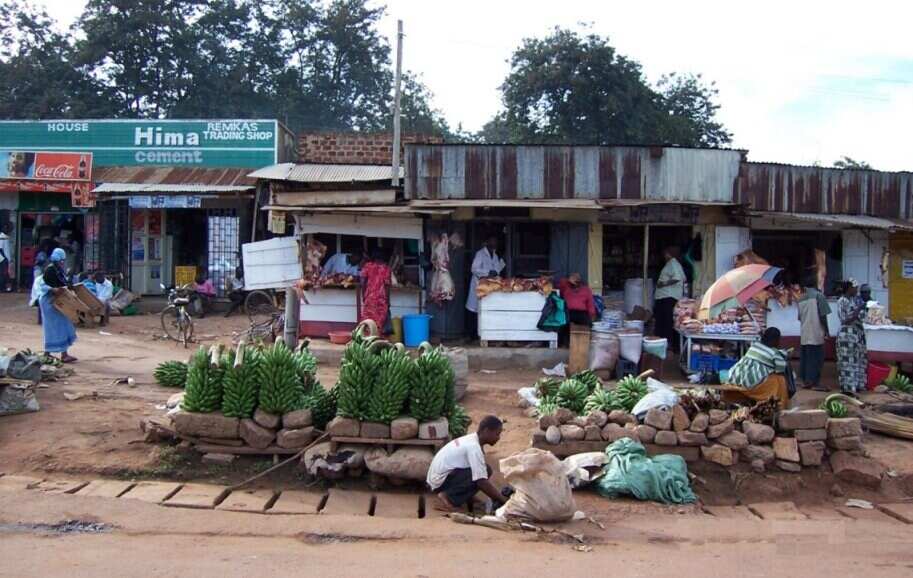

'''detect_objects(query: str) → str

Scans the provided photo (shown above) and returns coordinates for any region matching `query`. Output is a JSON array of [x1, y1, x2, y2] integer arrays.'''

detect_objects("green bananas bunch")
[[447, 404, 471, 438], [885, 374, 913, 394], [535, 377, 561, 399], [584, 388, 620, 414], [368, 345, 414, 423], [221, 345, 261, 418], [408, 343, 451, 422], [256, 341, 305, 415], [153, 360, 187, 388], [181, 346, 224, 413], [572, 370, 602, 394], [302, 382, 337, 429], [614, 375, 648, 412], [292, 344, 319, 394], [556, 378, 589, 414], [820, 398, 848, 418], [538, 397, 558, 416], [336, 338, 380, 420]]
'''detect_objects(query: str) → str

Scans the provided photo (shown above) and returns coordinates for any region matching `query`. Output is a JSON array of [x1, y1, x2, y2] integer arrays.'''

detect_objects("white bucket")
[[623, 278, 654, 314]]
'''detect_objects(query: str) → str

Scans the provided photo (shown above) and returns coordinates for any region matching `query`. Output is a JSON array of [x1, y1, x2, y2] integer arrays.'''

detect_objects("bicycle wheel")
[[245, 290, 277, 323], [160, 306, 183, 342]]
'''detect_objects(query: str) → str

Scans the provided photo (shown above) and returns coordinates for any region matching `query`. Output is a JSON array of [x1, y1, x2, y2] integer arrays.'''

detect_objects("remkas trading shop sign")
[[0, 119, 280, 168]]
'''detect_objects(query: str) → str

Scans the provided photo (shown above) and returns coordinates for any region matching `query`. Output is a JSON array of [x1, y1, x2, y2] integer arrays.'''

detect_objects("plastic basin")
[[328, 330, 352, 345]]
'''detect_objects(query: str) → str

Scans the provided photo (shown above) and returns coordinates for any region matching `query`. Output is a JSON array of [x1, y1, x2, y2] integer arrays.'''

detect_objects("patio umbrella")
[[698, 264, 783, 320]]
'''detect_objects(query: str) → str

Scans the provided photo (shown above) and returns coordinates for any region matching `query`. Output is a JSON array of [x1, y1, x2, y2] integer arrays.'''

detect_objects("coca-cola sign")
[[0, 150, 92, 181]]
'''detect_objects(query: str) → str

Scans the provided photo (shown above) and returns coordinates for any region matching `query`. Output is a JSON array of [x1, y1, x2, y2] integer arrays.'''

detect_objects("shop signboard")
[[0, 120, 281, 168], [903, 259, 913, 280], [129, 195, 202, 209]]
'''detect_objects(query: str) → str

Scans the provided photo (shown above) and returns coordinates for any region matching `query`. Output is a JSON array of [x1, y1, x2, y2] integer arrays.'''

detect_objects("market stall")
[[476, 277, 556, 348], [865, 324, 913, 363]]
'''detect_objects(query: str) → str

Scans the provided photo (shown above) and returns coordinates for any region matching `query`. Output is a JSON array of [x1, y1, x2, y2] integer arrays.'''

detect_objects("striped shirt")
[[727, 343, 788, 389]]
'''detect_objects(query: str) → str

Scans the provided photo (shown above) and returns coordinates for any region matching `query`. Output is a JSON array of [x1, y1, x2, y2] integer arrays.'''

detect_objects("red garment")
[[558, 278, 596, 319], [359, 261, 392, 329]]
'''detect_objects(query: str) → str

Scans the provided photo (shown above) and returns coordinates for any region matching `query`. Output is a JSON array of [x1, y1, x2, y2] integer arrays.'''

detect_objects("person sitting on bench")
[[723, 327, 793, 409], [427, 415, 505, 513]]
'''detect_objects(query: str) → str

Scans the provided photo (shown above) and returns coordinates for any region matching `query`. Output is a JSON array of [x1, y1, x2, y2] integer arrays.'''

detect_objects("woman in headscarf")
[[836, 279, 866, 394], [37, 248, 77, 363]]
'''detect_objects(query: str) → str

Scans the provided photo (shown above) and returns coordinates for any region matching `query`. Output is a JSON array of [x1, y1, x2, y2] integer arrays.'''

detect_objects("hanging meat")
[[429, 233, 456, 304], [302, 238, 327, 287]]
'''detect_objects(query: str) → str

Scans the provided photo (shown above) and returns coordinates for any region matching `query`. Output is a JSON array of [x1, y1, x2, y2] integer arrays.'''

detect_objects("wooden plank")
[[876, 503, 913, 525], [835, 506, 902, 523], [797, 505, 846, 521], [162, 483, 229, 510], [321, 489, 374, 516], [274, 189, 397, 207], [119, 482, 183, 504], [480, 291, 546, 311], [479, 311, 542, 331], [268, 490, 325, 515], [74, 480, 135, 499], [32, 479, 90, 495], [747, 502, 808, 521], [193, 444, 301, 455], [477, 330, 557, 343], [216, 489, 278, 513]]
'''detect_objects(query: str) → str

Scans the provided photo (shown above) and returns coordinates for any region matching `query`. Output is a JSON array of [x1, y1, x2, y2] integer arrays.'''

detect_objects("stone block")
[[828, 436, 863, 451], [776, 460, 802, 473], [364, 446, 434, 481], [718, 430, 749, 450], [654, 430, 678, 446], [391, 416, 419, 440], [584, 425, 603, 441], [795, 428, 827, 442], [253, 408, 281, 430], [360, 421, 391, 439], [689, 413, 709, 432], [418, 417, 449, 440], [701, 444, 734, 466], [773, 437, 800, 462], [742, 444, 775, 464], [586, 410, 608, 428], [672, 405, 691, 431], [827, 418, 863, 439], [240, 418, 276, 449], [559, 424, 586, 441], [163, 483, 228, 509], [799, 441, 826, 466], [283, 409, 313, 430], [555, 407, 575, 424], [571, 416, 589, 428], [777, 409, 828, 431], [172, 411, 240, 440], [538, 414, 559, 430], [545, 425, 561, 444], [601, 423, 632, 442], [709, 409, 729, 425], [742, 421, 775, 444], [609, 410, 636, 425], [635, 424, 657, 444], [676, 431, 708, 447], [645, 407, 673, 430], [707, 418, 734, 440], [327, 416, 360, 437], [277, 427, 316, 448]]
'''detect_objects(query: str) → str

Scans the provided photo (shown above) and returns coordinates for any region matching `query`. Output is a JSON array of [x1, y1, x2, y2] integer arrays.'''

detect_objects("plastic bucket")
[[403, 314, 431, 347], [867, 361, 892, 390], [642, 337, 668, 360]]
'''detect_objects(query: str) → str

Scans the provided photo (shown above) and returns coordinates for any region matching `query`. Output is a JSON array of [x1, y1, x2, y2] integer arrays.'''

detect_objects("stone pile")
[[533, 405, 875, 477], [170, 407, 318, 451], [325, 415, 449, 441]]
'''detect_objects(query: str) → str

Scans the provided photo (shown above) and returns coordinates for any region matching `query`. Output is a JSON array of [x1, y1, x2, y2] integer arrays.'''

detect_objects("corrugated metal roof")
[[409, 199, 601, 209], [93, 166, 255, 187], [262, 204, 450, 215], [746, 211, 913, 231], [94, 183, 253, 194], [249, 163, 403, 183], [404, 144, 742, 202]]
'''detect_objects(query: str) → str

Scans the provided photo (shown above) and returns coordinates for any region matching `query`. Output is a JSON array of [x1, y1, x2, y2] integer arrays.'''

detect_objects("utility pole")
[[391, 19, 403, 187]]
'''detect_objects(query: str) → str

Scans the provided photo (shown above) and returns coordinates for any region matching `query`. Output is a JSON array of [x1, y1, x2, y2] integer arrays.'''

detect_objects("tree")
[[396, 73, 450, 137], [479, 27, 732, 147], [833, 156, 873, 170], [0, 0, 111, 118]]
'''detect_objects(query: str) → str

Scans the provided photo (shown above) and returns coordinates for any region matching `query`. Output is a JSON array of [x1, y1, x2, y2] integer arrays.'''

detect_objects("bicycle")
[[234, 310, 285, 345], [160, 284, 195, 348], [244, 288, 286, 324]]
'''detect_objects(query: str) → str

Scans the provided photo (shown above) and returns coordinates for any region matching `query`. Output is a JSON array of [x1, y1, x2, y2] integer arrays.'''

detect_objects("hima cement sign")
[[0, 119, 280, 168]]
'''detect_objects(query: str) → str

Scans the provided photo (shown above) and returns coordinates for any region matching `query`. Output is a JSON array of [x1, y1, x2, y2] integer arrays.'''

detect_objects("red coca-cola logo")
[[35, 163, 76, 179]]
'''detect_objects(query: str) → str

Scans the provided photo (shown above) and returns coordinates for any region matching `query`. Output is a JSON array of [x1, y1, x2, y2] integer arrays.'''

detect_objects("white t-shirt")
[[95, 279, 114, 304], [426, 432, 488, 490], [0, 233, 9, 264], [655, 258, 686, 301], [321, 253, 360, 277]]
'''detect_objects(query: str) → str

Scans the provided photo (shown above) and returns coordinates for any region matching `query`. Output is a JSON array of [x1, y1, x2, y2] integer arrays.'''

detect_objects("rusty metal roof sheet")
[[745, 211, 913, 231], [94, 183, 253, 194], [249, 163, 403, 183], [404, 144, 742, 203], [93, 166, 255, 187], [408, 199, 602, 210]]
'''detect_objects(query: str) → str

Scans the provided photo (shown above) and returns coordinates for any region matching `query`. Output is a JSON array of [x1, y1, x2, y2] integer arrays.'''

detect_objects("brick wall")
[[298, 132, 444, 165]]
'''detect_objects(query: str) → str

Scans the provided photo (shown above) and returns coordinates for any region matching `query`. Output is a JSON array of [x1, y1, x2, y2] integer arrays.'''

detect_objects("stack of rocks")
[[169, 407, 318, 452], [325, 415, 448, 441], [772, 409, 829, 472]]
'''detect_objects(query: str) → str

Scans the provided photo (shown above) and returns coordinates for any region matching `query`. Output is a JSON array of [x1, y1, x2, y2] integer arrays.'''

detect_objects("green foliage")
[[479, 27, 731, 147], [556, 378, 588, 414], [571, 370, 601, 394], [256, 341, 305, 415], [408, 344, 451, 422], [584, 388, 620, 414], [181, 347, 223, 413], [153, 360, 187, 388], [614, 375, 648, 412], [221, 347, 261, 418], [833, 156, 873, 170], [368, 346, 415, 424], [447, 404, 471, 438]]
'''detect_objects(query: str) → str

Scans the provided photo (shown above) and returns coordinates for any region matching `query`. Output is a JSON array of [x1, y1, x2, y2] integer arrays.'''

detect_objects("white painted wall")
[[715, 226, 751, 278], [842, 230, 889, 309]]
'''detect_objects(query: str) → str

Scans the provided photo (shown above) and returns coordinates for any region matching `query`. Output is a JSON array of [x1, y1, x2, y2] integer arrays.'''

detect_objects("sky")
[[39, 0, 913, 171]]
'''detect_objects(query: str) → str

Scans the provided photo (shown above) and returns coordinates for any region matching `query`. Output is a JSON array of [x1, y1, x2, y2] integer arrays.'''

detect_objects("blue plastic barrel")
[[403, 314, 431, 347]]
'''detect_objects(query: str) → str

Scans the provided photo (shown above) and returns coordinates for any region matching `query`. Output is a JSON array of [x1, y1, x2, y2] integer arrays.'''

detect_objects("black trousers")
[[434, 465, 493, 508], [654, 297, 678, 352]]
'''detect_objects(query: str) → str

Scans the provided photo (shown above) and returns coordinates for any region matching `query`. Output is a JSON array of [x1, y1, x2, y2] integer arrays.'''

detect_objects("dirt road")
[[2, 293, 913, 576]]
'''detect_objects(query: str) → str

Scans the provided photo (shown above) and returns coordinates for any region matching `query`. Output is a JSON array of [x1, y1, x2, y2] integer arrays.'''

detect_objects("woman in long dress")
[[836, 280, 866, 394], [359, 249, 392, 332], [38, 248, 78, 363]]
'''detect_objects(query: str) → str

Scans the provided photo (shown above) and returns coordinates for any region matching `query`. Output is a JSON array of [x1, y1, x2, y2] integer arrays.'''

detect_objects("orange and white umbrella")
[[698, 264, 782, 320]]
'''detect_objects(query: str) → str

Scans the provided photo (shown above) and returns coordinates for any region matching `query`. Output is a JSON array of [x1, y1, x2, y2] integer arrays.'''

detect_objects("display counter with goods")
[[673, 297, 763, 375], [864, 305, 913, 363], [477, 276, 557, 348]]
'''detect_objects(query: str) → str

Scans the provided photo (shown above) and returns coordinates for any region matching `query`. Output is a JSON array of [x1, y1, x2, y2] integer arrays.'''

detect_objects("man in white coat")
[[466, 235, 506, 315]]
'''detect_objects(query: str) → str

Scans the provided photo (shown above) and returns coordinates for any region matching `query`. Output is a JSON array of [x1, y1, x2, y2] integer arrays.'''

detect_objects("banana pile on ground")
[[536, 370, 647, 418]]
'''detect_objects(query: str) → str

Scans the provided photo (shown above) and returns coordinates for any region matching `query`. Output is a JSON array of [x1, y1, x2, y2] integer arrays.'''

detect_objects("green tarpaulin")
[[596, 438, 697, 505]]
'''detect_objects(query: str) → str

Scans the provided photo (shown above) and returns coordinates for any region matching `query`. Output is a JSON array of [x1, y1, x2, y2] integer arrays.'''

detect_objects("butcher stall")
[[477, 277, 557, 348]]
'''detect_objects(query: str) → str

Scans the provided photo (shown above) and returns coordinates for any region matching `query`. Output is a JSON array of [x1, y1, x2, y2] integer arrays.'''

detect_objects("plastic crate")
[[717, 357, 738, 372], [690, 353, 718, 372], [174, 266, 197, 287]]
